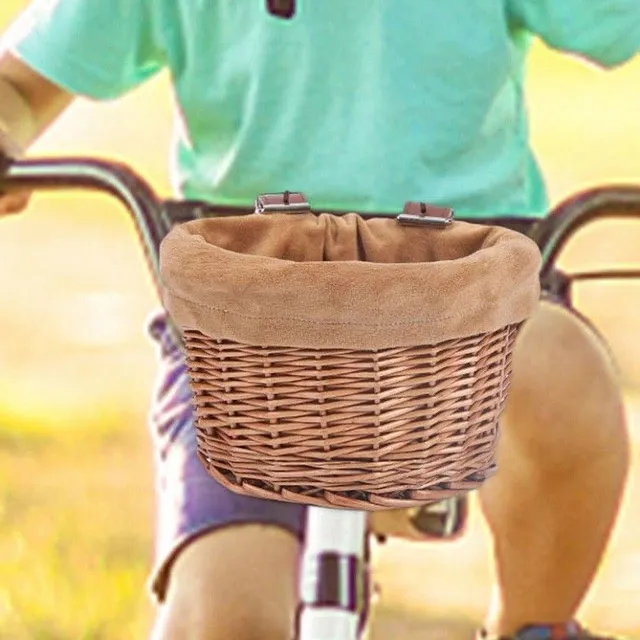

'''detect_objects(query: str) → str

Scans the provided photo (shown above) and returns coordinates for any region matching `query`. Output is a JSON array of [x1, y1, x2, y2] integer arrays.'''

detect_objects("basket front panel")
[[183, 324, 520, 508]]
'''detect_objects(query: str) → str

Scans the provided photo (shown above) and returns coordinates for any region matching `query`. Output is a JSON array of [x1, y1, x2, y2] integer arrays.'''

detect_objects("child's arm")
[[0, 51, 74, 150], [0, 0, 164, 215], [0, 51, 74, 214], [507, 0, 640, 68], [0, 0, 165, 147]]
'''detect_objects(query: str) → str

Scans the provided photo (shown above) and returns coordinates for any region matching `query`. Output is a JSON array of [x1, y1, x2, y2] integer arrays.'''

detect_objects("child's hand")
[[0, 125, 30, 215], [0, 189, 30, 215]]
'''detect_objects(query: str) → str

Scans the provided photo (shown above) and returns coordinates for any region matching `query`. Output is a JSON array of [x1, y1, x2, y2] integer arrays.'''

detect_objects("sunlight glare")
[[53, 292, 138, 347]]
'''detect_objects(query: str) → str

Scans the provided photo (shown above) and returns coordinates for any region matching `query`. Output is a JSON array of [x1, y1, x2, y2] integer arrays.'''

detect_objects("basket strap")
[[254, 191, 310, 214], [397, 201, 455, 227]]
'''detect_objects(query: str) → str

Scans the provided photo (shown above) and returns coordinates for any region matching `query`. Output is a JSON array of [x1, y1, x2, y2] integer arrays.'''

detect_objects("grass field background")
[[0, 3, 639, 639]]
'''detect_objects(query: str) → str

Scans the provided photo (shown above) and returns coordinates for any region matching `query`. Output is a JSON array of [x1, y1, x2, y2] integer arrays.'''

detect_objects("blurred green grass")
[[0, 437, 153, 639], [1, 1, 640, 638]]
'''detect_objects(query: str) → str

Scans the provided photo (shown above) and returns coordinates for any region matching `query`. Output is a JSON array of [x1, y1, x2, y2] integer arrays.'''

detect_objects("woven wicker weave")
[[185, 323, 519, 509], [161, 199, 541, 509]]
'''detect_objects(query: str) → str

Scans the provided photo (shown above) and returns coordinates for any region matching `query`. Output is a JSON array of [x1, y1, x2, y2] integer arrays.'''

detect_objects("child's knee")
[[153, 602, 293, 640], [501, 301, 627, 464], [154, 525, 299, 640], [154, 577, 296, 640]]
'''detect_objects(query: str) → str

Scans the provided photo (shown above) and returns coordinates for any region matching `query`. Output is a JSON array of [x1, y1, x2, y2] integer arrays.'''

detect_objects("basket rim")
[[160, 213, 541, 350]]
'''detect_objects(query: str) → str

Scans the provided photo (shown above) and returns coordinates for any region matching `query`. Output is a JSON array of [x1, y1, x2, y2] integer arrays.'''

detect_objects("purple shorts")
[[147, 311, 306, 602]]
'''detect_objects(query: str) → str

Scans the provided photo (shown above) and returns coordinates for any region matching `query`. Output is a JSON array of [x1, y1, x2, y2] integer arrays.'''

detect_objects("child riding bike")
[[1, 2, 637, 638]]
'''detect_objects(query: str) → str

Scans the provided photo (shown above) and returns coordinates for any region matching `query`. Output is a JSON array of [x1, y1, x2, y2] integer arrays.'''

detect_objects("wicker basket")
[[160, 197, 541, 510]]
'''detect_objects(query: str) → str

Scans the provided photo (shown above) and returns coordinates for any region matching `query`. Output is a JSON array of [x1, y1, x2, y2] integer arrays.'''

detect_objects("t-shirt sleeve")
[[506, 0, 640, 67], [0, 0, 166, 100]]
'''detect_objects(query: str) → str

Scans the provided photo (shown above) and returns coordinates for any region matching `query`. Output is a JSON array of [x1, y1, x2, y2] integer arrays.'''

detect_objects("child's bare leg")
[[479, 301, 629, 636], [152, 525, 299, 640], [147, 312, 304, 640]]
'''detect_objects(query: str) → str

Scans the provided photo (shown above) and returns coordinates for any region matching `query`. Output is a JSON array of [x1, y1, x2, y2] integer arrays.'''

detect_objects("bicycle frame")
[[3, 157, 640, 640]]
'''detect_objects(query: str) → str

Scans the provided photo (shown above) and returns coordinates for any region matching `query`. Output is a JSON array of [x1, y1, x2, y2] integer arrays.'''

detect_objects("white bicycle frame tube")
[[297, 506, 368, 640]]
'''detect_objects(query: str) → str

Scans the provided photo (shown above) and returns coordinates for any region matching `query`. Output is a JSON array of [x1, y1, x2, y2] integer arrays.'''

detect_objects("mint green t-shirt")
[[3, 0, 639, 216]]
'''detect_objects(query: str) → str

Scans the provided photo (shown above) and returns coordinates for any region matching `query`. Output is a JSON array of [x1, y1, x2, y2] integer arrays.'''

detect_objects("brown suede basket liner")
[[160, 212, 541, 510]]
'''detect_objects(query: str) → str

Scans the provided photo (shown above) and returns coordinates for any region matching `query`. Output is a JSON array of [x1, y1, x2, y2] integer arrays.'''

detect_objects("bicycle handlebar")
[[2, 157, 169, 288], [2, 154, 640, 293], [530, 186, 640, 279]]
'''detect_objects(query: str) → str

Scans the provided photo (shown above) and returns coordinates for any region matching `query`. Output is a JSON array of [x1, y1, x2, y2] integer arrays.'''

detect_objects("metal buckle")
[[397, 202, 454, 227], [254, 191, 310, 214]]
